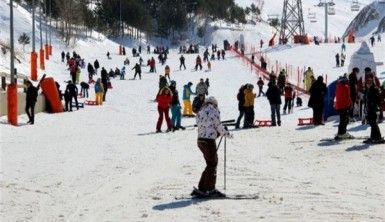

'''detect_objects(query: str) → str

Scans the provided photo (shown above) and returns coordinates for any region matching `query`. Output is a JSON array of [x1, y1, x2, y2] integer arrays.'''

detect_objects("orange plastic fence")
[[40, 77, 63, 113], [45, 44, 49, 60], [30, 51, 38, 81], [39, 48, 45, 70], [7, 83, 18, 126]]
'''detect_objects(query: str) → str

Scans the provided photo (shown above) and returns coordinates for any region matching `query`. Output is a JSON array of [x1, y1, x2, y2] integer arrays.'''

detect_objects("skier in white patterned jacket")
[[192, 96, 231, 197]]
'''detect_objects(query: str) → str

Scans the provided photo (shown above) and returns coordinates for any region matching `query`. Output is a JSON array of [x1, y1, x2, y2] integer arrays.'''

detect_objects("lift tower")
[[279, 0, 305, 44]]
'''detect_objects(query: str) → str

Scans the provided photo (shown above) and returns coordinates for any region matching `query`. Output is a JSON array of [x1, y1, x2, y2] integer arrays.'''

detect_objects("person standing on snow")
[[334, 76, 353, 140], [192, 96, 231, 198], [348, 68, 359, 119], [308, 76, 327, 125], [156, 87, 173, 133], [169, 81, 185, 131], [243, 84, 256, 128], [195, 55, 203, 71], [257, 77, 265, 97], [335, 53, 340, 67], [235, 85, 247, 129], [94, 78, 104, 105], [179, 55, 186, 70], [94, 59, 100, 75], [196, 78, 208, 96], [182, 82, 195, 117], [101, 67, 109, 101], [132, 63, 142, 80], [283, 83, 294, 114], [304, 67, 314, 92], [24, 80, 39, 124], [65, 80, 79, 111], [363, 77, 384, 144], [266, 80, 282, 126]]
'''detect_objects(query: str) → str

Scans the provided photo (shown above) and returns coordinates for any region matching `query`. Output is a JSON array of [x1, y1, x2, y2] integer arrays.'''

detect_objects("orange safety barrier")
[[40, 77, 63, 113], [298, 118, 313, 126], [45, 44, 49, 60], [255, 120, 272, 127], [7, 83, 18, 126], [39, 48, 45, 70], [30, 51, 38, 81]]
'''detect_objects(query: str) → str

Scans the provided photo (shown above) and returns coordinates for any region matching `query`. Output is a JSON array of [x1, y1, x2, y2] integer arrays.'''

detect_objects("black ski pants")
[[197, 138, 217, 192], [337, 109, 349, 135]]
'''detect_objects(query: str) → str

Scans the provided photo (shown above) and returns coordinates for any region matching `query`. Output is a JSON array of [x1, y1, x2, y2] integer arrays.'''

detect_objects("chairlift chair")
[[328, 5, 336, 15], [351, 0, 360, 11]]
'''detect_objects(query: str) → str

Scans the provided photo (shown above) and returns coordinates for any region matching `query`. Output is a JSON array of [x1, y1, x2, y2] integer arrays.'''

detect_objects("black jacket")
[[66, 83, 78, 96], [308, 80, 327, 108], [266, 84, 282, 105], [26, 85, 38, 104], [101, 68, 108, 84], [365, 85, 381, 114]]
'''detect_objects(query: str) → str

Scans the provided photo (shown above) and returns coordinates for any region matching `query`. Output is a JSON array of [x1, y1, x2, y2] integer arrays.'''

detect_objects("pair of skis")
[[175, 187, 258, 200]]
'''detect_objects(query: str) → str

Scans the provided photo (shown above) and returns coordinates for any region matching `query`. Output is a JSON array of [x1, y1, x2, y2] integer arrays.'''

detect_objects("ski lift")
[[307, 9, 317, 23], [267, 14, 279, 22], [351, 0, 360, 12]]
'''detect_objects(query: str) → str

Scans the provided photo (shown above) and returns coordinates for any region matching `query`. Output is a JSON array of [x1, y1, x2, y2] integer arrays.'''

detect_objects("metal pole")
[[45, 0, 48, 46], [39, 0, 43, 49], [10, 0, 15, 84], [224, 137, 227, 191], [49, 0, 51, 46], [32, 0, 35, 52], [325, 2, 328, 43], [120, 0, 122, 42]]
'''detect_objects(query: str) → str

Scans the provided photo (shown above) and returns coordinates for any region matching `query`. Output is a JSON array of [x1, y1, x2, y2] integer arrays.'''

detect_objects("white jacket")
[[196, 103, 229, 139]]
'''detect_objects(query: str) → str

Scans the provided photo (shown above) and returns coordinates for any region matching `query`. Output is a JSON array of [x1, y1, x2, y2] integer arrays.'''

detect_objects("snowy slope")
[[236, 0, 375, 38], [1, 1, 385, 222]]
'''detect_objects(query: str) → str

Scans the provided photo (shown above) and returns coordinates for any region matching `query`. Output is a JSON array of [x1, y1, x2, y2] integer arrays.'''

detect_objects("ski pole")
[[216, 135, 224, 151], [224, 136, 227, 190]]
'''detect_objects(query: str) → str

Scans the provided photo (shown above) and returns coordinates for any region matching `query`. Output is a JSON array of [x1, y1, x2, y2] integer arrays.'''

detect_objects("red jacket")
[[156, 94, 172, 109], [335, 81, 352, 110], [284, 85, 294, 99]]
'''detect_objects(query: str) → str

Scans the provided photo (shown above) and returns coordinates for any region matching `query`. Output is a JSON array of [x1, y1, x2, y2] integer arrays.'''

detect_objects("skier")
[[179, 55, 186, 70], [304, 67, 314, 92], [243, 84, 256, 128], [155, 87, 173, 133], [101, 67, 109, 101], [277, 70, 286, 94], [377, 34, 382, 42], [340, 53, 346, 67], [335, 53, 340, 67], [192, 96, 231, 198], [95, 78, 104, 105], [196, 78, 208, 96], [124, 58, 130, 66], [205, 78, 210, 89], [87, 63, 95, 83], [283, 83, 294, 114], [257, 77, 265, 97], [150, 57, 156, 73], [65, 80, 79, 111], [132, 63, 142, 80], [370, 36, 375, 47], [308, 76, 327, 125], [169, 81, 185, 131], [106, 51, 110, 59], [251, 54, 255, 64], [207, 61, 211, 71], [334, 76, 353, 140], [260, 56, 267, 70], [164, 65, 171, 81], [235, 85, 246, 129], [120, 66, 126, 80], [216, 50, 220, 60], [24, 81, 39, 124], [61, 51, 65, 63], [260, 39, 264, 49], [94, 59, 100, 75], [348, 68, 359, 118], [221, 49, 226, 60], [203, 49, 209, 62], [363, 77, 384, 143], [147, 45, 150, 54], [122, 47, 126, 56], [195, 55, 203, 71], [182, 82, 195, 117], [266, 80, 282, 126], [80, 81, 89, 98], [341, 42, 346, 52]]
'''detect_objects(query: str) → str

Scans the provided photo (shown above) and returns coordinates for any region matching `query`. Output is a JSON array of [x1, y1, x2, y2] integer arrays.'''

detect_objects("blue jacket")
[[183, 84, 195, 100]]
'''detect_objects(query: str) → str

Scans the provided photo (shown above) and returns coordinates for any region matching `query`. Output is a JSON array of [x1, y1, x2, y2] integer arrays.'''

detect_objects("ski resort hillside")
[[1, 1, 385, 222], [344, 0, 385, 37]]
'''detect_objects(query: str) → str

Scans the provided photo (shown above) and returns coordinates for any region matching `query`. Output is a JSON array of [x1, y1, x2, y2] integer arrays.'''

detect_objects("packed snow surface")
[[1, 1, 385, 221]]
